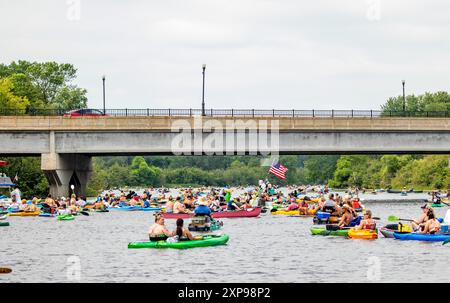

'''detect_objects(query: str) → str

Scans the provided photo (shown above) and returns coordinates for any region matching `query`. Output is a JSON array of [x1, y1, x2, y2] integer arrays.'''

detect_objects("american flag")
[[269, 159, 288, 180]]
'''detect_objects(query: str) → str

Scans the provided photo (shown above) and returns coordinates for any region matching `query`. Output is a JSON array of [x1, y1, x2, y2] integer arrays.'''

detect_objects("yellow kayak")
[[348, 228, 378, 239], [296, 198, 321, 203], [271, 208, 318, 216], [9, 211, 41, 217]]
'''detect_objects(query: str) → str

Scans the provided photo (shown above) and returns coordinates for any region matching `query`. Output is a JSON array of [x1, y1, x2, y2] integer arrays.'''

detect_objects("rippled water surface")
[[1, 200, 450, 283]]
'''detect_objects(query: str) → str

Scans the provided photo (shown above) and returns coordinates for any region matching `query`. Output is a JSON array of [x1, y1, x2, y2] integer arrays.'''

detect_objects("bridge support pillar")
[[41, 153, 92, 198]]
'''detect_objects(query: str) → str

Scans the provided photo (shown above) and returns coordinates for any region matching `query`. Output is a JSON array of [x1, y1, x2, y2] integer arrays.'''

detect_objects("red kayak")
[[162, 207, 262, 219]]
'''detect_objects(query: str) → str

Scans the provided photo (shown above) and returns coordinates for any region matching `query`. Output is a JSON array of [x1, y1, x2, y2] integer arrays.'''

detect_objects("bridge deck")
[[1, 116, 450, 131]]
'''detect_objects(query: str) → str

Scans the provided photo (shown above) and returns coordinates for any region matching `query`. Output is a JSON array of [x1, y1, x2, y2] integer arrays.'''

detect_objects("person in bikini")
[[354, 210, 376, 230], [421, 208, 441, 234]]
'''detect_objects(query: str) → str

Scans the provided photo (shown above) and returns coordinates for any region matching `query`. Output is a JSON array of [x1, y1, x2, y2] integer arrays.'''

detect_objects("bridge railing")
[[1, 108, 450, 118]]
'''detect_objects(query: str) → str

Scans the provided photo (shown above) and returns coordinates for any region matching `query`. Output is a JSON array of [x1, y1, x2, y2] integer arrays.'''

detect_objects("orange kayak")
[[348, 228, 378, 239], [9, 211, 41, 217]]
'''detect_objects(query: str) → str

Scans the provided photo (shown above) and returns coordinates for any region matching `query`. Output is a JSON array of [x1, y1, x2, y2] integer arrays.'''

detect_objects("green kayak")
[[0, 222, 10, 227], [310, 227, 349, 237], [128, 234, 229, 249], [57, 214, 75, 221]]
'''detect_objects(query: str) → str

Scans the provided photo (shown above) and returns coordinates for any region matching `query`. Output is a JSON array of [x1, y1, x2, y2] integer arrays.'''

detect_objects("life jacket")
[[352, 198, 361, 209]]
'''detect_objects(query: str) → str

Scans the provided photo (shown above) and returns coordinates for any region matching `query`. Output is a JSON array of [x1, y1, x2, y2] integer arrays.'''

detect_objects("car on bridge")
[[64, 109, 107, 117]]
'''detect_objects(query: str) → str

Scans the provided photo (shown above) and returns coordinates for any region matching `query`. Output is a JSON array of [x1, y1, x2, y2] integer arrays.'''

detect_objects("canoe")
[[8, 211, 41, 217], [348, 228, 378, 239], [393, 232, 450, 242], [0, 214, 8, 220], [0, 222, 10, 227], [310, 227, 349, 237], [57, 214, 75, 221], [271, 208, 317, 216], [162, 207, 261, 219], [128, 234, 229, 249]]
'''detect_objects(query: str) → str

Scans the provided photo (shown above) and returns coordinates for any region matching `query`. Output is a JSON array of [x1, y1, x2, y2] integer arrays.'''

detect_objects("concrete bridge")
[[1, 115, 450, 197]]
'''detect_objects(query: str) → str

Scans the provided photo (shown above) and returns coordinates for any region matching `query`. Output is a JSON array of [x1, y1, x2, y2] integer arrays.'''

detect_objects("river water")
[[1, 197, 450, 283]]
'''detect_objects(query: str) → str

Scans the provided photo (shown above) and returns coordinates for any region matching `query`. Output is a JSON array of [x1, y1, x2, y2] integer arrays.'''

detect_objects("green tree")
[[0, 61, 87, 111], [0, 77, 30, 112]]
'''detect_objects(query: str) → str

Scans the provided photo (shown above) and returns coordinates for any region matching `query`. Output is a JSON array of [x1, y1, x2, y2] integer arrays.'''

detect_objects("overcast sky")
[[1, 0, 449, 110]]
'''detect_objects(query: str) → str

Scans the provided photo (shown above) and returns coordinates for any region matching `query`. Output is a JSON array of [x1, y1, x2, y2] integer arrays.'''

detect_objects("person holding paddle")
[[411, 204, 431, 232]]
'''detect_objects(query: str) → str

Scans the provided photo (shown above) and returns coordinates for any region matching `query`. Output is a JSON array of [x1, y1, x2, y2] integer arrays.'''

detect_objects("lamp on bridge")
[[102, 75, 106, 116], [402, 80, 406, 114], [202, 64, 206, 116]]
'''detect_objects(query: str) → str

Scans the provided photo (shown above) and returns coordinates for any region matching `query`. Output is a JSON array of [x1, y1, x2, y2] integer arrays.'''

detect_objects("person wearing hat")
[[337, 205, 355, 228], [411, 204, 431, 232], [194, 198, 211, 217]]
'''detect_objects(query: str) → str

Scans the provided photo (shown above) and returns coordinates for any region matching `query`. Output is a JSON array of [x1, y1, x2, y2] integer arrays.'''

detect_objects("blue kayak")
[[393, 232, 450, 242], [39, 213, 57, 217], [109, 206, 160, 211]]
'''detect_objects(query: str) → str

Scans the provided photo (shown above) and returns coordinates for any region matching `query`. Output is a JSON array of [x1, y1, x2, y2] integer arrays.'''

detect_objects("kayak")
[[393, 232, 450, 242], [310, 227, 349, 237], [380, 223, 412, 238], [348, 228, 378, 239], [0, 222, 10, 227], [0, 214, 8, 220], [8, 211, 41, 217], [271, 208, 317, 216], [162, 207, 261, 219], [94, 209, 109, 213], [313, 216, 340, 224], [128, 234, 229, 249], [38, 213, 57, 217], [57, 214, 75, 221], [296, 197, 321, 203], [188, 220, 223, 232], [428, 203, 444, 208]]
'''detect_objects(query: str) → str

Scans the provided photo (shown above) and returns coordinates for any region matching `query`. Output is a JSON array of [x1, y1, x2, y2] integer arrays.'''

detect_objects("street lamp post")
[[102, 75, 106, 115], [402, 80, 406, 115], [202, 64, 206, 116]]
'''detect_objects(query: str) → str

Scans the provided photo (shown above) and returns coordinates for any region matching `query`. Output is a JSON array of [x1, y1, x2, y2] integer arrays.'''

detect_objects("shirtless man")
[[337, 205, 354, 228], [148, 213, 173, 241]]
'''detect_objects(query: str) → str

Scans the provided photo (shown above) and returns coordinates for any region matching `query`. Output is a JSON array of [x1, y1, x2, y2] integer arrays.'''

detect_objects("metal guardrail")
[[1, 108, 450, 118]]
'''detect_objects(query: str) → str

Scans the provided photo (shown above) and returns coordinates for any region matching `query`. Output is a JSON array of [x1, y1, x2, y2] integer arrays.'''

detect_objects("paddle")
[[388, 215, 415, 222]]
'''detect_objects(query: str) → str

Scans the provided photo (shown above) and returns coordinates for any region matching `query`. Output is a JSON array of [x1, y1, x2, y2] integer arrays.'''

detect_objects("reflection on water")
[[1, 200, 449, 283]]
